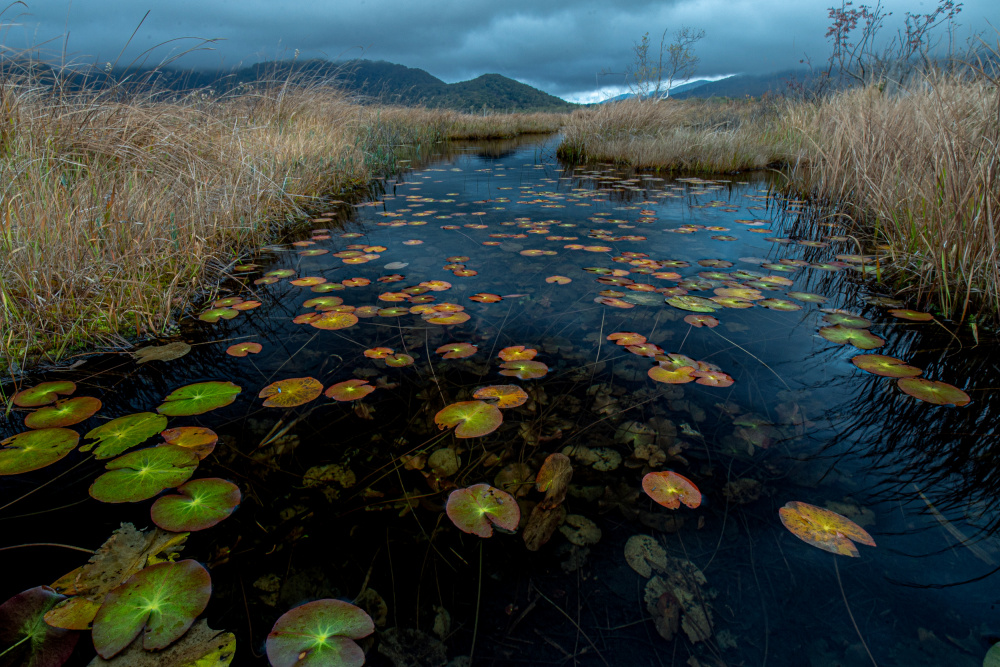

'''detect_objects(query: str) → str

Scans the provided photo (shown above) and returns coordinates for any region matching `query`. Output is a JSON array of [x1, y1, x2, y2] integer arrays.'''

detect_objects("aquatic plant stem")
[[469, 540, 483, 665], [0, 542, 93, 554], [834, 556, 878, 666], [0, 635, 30, 661], [707, 327, 791, 391], [534, 587, 609, 667], [0, 455, 93, 513]]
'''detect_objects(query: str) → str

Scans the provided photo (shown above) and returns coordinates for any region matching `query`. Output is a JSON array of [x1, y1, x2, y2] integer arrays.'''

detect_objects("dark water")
[[2, 133, 998, 667]]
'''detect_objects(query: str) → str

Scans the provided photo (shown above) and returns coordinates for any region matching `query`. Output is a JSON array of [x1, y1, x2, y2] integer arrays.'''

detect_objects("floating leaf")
[[0, 586, 78, 667], [198, 308, 238, 323], [12, 381, 76, 407], [818, 325, 884, 350], [642, 471, 702, 509], [290, 276, 327, 287], [324, 379, 375, 402], [266, 599, 375, 667], [822, 312, 871, 328], [82, 412, 168, 459], [86, 619, 235, 667], [692, 370, 734, 387], [0, 428, 79, 476], [132, 341, 191, 364], [364, 347, 394, 359], [445, 484, 520, 537], [259, 377, 323, 408], [607, 332, 646, 346], [157, 381, 242, 416], [151, 478, 241, 531], [91, 560, 211, 658], [546, 276, 571, 284], [437, 342, 478, 359], [434, 401, 502, 438], [787, 291, 827, 303], [498, 346, 537, 361], [24, 396, 102, 429], [778, 501, 876, 557], [424, 312, 470, 325], [850, 355, 922, 378], [666, 296, 719, 313], [648, 364, 695, 384], [226, 342, 263, 357], [897, 378, 970, 406], [889, 309, 933, 321], [309, 312, 359, 330], [384, 353, 415, 368], [683, 315, 719, 328], [757, 298, 801, 311], [472, 385, 528, 409], [535, 452, 573, 505], [499, 360, 548, 380], [160, 426, 218, 459], [89, 445, 199, 503]]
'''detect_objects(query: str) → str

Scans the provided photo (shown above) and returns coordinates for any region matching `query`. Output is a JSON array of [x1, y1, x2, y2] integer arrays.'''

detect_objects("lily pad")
[[535, 453, 573, 505], [472, 385, 528, 409], [24, 396, 102, 429], [198, 308, 238, 323], [309, 312, 359, 330], [324, 379, 376, 402], [648, 364, 696, 384], [259, 377, 323, 408], [446, 484, 520, 537], [499, 360, 548, 380], [157, 382, 242, 417], [850, 355, 922, 378], [666, 296, 719, 313], [822, 312, 871, 328], [12, 381, 76, 408], [0, 428, 79, 476], [91, 560, 212, 658], [226, 342, 262, 357], [82, 412, 168, 459], [150, 478, 241, 532], [498, 346, 538, 361], [384, 353, 415, 368], [818, 325, 884, 350], [160, 427, 218, 459], [132, 342, 191, 364], [89, 445, 199, 503], [897, 378, 971, 406], [0, 586, 78, 667], [778, 501, 876, 557], [683, 315, 719, 328], [434, 401, 503, 438], [888, 308, 933, 321], [266, 599, 375, 667], [436, 342, 478, 359], [642, 471, 702, 509]]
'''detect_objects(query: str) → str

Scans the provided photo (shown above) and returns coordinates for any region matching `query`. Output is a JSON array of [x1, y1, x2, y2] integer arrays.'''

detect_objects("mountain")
[[598, 78, 714, 104], [669, 69, 813, 99]]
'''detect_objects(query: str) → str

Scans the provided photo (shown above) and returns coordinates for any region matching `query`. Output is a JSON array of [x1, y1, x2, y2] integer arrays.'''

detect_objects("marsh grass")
[[0, 72, 565, 376], [559, 72, 1000, 321]]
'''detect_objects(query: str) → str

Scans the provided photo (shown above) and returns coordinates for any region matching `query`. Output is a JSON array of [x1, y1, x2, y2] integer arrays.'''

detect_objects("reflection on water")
[[2, 133, 997, 666]]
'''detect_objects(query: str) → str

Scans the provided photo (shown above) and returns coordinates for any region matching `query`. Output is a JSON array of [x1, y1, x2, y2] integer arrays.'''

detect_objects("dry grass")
[[0, 78, 565, 375], [558, 74, 1000, 321]]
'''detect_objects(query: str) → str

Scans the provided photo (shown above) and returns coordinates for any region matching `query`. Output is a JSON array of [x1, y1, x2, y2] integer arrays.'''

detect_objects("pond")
[[1, 133, 997, 667]]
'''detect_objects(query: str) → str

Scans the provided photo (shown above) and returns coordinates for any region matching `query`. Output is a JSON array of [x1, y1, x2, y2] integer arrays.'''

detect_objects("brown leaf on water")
[[132, 341, 191, 364], [522, 503, 567, 552], [85, 619, 235, 666]]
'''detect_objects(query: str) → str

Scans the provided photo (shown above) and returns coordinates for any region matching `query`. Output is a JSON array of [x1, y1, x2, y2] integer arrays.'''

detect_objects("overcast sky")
[[4, 0, 993, 102]]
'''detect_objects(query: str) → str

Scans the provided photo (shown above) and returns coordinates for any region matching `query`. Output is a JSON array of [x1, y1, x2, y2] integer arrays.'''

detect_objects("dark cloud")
[[7, 0, 993, 102]]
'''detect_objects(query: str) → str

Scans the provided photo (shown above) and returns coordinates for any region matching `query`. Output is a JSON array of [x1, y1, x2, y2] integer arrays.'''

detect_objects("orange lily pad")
[[226, 342, 262, 357], [384, 354, 414, 368], [437, 342, 478, 359], [546, 276, 571, 284], [472, 385, 529, 408], [648, 364, 695, 384], [684, 315, 719, 328], [324, 379, 375, 402], [692, 370, 734, 387], [607, 332, 646, 346], [498, 346, 537, 361], [290, 277, 327, 287], [434, 401, 503, 438], [160, 426, 218, 459], [469, 293, 502, 303], [446, 484, 520, 537], [499, 360, 548, 380], [897, 378, 970, 406], [778, 501, 875, 557], [850, 355, 922, 378], [641, 471, 702, 509], [364, 347, 394, 359], [259, 377, 323, 408], [424, 312, 471, 325]]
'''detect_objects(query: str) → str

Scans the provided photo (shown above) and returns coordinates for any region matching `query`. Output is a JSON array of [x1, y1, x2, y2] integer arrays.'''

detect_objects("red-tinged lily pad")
[[641, 471, 702, 509], [469, 293, 502, 303], [310, 312, 359, 330], [161, 426, 218, 459], [472, 385, 528, 408], [384, 353, 415, 368], [818, 325, 884, 350], [435, 401, 503, 438], [259, 377, 323, 408], [666, 296, 719, 313], [446, 484, 521, 537], [90, 445, 199, 503], [198, 308, 238, 323], [626, 343, 664, 358], [24, 396, 101, 429], [499, 360, 548, 380], [692, 370, 734, 387], [889, 309, 934, 321], [897, 378, 970, 406], [424, 312, 470, 324], [607, 332, 646, 346], [778, 501, 876, 557], [684, 315, 719, 328], [151, 478, 241, 531], [648, 365, 696, 384], [364, 347, 394, 359], [851, 355, 923, 378], [786, 291, 828, 303], [0, 428, 79, 476], [594, 296, 634, 309], [437, 342, 478, 359], [303, 296, 344, 310], [91, 560, 211, 658], [266, 599, 375, 667], [12, 381, 76, 407], [324, 379, 375, 402], [227, 341, 263, 357], [0, 586, 78, 667], [546, 276, 571, 284], [498, 346, 538, 361], [157, 381, 242, 417], [82, 412, 168, 459]]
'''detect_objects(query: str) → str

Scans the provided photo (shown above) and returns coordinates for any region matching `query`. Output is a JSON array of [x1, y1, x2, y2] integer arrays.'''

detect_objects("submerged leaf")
[[778, 501, 876, 557], [266, 599, 375, 667], [0, 428, 79, 476], [434, 401, 503, 438], [446, 484, 521, 537]]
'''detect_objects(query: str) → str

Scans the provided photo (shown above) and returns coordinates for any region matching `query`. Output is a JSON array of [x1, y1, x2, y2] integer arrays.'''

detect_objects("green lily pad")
[[851, 355, 923, 378], [150, 478, 241, 531], [198, 308, 239, 323], [434, 401, 503, 438], [787, 291, 828, 303], [12, 381, 76, 408], [822, 312, 871, 328], [266, 599, 375, 667], [82, 412, 169, 460], [157, 382, 242, 417], [0, 586, 79, 667], [89, 445, 199, 503], [897, 378, 971, 406], [91, 560, 212, 659], [0, 428, 79, 476], [666, 295, 719, 313], [818, 325, 885, 350], [24, 396, 102, 429], [446, 484, 521, 537]]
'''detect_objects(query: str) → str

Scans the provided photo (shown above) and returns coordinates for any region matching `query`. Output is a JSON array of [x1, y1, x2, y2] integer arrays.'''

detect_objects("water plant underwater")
[[0, 146, 981, 666]]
